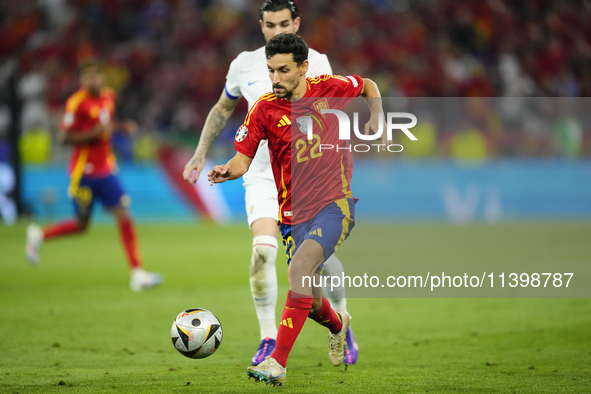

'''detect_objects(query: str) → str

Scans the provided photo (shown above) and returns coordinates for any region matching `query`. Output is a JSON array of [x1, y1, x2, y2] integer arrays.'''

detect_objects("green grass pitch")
[[1, 221, 590, 393]]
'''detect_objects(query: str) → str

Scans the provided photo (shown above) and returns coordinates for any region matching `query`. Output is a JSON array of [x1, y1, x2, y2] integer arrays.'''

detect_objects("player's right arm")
[[184, 50, 246, 185], [207, 152, 253, 185], [208, 96, 268, 185], [183, 90, 239, 184]]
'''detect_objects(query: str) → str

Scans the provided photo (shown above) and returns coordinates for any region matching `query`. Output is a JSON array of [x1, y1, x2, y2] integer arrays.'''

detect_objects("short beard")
[[274, 80, 299, 100], [274, 88, 292, 99]]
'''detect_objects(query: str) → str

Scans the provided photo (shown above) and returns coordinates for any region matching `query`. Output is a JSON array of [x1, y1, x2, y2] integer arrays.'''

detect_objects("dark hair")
[[265, 33, 308, 66], [78, 59, 104, 75], [259, 0, 299, 21]]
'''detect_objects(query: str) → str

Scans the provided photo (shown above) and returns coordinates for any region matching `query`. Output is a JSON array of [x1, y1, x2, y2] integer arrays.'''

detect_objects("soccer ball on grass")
[[171, 308, 222, 359]]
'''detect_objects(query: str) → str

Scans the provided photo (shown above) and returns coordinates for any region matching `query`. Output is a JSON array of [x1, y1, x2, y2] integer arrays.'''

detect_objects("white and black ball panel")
[[171, 308, 222, 359]]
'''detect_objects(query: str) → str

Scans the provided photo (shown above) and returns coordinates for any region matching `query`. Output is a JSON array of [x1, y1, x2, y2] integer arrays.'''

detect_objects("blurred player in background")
[[207, 33, 385, 386], [25, 60, 162, 292], [182, 0, 357, 365]]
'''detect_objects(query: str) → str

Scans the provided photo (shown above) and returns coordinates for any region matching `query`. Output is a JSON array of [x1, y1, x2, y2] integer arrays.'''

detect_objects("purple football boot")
[[251, 337, 276, 366], [344, 325, 358, 364]]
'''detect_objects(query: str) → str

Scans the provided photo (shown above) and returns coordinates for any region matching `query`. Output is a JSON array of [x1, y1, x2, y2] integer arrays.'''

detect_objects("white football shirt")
[[225, 46, 332, 180]]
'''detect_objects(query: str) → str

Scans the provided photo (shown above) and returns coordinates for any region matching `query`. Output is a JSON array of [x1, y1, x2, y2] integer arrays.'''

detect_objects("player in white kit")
[[183, 0, 358, 365]]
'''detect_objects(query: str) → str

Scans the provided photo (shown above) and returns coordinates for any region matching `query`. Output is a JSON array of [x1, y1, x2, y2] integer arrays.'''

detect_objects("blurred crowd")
[[1, 0, 590, 162]]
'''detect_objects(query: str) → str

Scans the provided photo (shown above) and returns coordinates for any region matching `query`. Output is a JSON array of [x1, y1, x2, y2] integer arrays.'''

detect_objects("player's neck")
[[84, 87, 102, 97], [287, 76, 308, 101]]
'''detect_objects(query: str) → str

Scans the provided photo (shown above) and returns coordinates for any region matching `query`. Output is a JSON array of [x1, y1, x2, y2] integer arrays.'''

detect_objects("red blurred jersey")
[[234, 74, 364, 225], [60, 87, 117, 178]]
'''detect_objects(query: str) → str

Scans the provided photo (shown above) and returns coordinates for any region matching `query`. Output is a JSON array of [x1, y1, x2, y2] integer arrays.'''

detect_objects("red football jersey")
[[234, 74, 364, 225], [60, 87, 117, 178]]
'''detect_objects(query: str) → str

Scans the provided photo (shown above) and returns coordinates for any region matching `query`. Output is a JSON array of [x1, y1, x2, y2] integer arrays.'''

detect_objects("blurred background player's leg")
[[26, 173, 162, 291], [102, 175, 162, 292], [111, 205, 161, 291], [322, 254, 358, 364], [25, 219, 87, 265], [25, 181, 94, 265]]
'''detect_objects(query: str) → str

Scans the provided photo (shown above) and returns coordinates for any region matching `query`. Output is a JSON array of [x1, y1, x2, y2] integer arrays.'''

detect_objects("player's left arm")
[[360, 78, 389, 143], [207, 152, 253, 185]]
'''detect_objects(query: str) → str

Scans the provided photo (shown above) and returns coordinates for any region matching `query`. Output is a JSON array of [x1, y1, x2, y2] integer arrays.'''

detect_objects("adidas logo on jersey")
[[277, 115, 292, 127]]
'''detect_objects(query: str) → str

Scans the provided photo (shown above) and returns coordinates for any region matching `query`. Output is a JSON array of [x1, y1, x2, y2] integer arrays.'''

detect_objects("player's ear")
[[293, 16, 301, 33], [259, 19, 264, 33], [300, 59, 309, 75]]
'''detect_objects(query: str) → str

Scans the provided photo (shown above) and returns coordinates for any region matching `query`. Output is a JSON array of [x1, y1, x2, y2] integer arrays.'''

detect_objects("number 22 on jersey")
[[295, 135, 322, 163]]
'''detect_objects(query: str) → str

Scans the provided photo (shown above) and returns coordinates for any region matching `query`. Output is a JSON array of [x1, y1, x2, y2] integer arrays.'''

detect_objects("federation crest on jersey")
[[235, 125, 248, 142], [313, 98, 329, 118], [296, 116, 312, 134]]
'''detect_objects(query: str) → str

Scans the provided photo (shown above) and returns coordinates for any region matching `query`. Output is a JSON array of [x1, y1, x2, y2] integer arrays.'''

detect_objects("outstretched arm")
[[361, 78, 389, 144], [183, 90, 240, 184], [207, 151, 253, 185], [59, 123, 112, 145]]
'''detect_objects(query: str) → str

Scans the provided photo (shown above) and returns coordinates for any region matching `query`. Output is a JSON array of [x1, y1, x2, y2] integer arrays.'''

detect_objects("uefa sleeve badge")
[[235, 125, 248, 142]]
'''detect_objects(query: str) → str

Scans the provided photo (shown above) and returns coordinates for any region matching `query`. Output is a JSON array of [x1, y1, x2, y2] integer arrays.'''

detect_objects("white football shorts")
[[243, 142, 279, 228]]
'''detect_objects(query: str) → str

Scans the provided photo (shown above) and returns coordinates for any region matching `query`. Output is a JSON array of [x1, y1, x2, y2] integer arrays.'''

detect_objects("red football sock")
[[309, 297, 343, 334], [43, 220, 81, 240], [270, 291, 313, 367], [117, 217, 142, 269]]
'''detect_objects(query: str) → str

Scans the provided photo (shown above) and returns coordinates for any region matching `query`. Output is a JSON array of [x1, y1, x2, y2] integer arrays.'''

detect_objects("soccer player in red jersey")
[[25, 60, 162, 292], [182, 0, 357, 367], [208, 34, 386, 386]]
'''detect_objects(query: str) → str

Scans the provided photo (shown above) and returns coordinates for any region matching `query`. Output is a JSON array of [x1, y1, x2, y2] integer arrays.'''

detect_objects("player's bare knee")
[[112, 206, 129, 221]]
